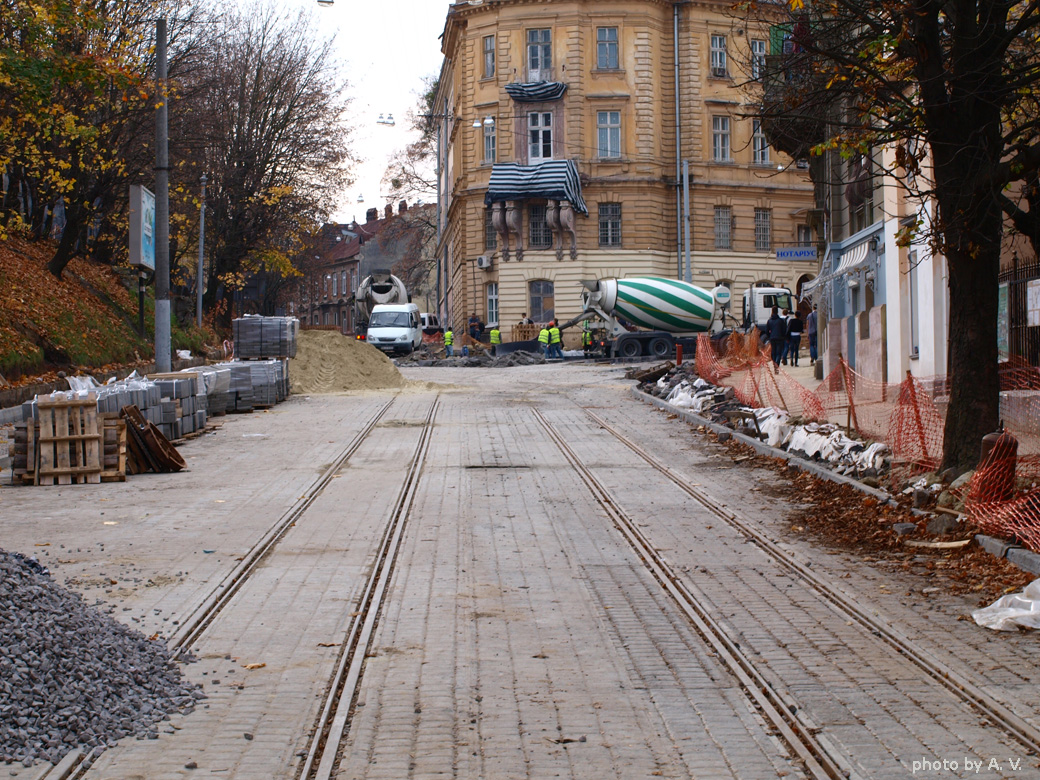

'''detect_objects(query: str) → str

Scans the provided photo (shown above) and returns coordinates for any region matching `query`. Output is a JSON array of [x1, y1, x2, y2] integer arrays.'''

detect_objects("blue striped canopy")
[[484, 161, 588, 215]]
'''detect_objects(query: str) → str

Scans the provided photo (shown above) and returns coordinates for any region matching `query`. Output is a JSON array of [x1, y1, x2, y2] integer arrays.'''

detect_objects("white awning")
[[800, 239, 874, 296]]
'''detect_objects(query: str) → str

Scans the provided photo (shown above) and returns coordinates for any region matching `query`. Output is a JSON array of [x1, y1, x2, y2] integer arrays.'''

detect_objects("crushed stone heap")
[[0, 550, 201, 768], [289, 330, 406, 394]]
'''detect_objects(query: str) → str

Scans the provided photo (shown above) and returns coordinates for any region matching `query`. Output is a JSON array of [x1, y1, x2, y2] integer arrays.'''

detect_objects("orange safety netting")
[[693, 333, 1040, 553]]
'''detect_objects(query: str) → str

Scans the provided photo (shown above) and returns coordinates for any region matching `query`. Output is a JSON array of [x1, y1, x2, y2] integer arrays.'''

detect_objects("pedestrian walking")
[[538, 324, 550, 356], [489, 325, 501, 356], [765, 307, 787, 372], [443, 327, 454, 357], [786, 311, 804, 367], [806, 303, 819, 365], [780, 308, 793, 365], [549, 321, 563, 359]]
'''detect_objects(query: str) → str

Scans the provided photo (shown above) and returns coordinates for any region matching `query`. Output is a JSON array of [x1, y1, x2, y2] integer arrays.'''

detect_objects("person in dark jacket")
[[765, 307, 787, 372], [786, 311, 804, 367]]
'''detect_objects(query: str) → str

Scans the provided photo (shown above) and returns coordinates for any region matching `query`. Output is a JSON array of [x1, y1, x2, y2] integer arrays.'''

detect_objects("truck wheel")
[[617, 338, 642, 358], [648, 337, 671, 358]]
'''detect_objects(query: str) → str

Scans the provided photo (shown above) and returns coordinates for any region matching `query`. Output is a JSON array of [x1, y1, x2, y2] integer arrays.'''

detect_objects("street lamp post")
[[197, 173, 207, 328], [154, 17, 171, 373]]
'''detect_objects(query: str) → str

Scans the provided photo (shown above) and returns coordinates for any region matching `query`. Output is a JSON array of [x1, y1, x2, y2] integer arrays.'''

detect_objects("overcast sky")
[[311, 0, 449, 224]]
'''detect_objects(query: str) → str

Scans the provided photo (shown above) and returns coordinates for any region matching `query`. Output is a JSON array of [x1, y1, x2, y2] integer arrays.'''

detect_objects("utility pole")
[[155, 17, 171, 372], [197, 174, 207, 328]]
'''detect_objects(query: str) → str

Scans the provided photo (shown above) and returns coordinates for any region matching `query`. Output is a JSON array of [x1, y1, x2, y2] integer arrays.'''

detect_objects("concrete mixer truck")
[[352, 270, 409, 335], [564, 276, 793, 359]]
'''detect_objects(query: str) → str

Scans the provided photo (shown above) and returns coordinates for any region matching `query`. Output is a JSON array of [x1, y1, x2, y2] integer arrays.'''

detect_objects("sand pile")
[[289, 331, 405, 394]]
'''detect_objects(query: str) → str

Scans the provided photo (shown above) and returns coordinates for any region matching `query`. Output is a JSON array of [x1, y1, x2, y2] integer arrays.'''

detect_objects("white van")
[[420, 312, 442, 334], [366, 303, 422, 355]]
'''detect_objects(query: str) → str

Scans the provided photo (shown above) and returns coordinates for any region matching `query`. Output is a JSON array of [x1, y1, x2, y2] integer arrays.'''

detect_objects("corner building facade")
[[436, 0, 817, 344]]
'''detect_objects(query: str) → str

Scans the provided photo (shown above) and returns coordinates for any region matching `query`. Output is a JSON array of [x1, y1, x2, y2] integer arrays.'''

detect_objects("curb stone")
[[632, 387, 1039, 578]]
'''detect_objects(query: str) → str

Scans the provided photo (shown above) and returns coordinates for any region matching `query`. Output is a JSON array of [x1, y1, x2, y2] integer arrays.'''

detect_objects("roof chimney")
[[384, 204, 393, 219], [366, 208, 378, 223], [399, 200, 408, 214]]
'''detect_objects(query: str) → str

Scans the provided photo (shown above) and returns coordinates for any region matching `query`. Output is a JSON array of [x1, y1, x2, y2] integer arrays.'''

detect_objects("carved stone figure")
[[492, 202, 509, 261], [506, 200, 524, 261], [560, 201, 578, 259], [546, 200, 563, 261]]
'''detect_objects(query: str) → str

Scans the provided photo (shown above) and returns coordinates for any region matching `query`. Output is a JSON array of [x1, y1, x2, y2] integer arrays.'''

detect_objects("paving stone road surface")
[[2, 362, 1038, 779]]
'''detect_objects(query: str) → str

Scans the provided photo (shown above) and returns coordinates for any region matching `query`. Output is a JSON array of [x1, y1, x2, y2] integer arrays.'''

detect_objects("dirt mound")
[[290, 330, 405, 394]]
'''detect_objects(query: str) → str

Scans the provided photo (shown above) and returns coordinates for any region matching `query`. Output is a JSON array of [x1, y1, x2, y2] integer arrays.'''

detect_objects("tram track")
[[533, 408, 848, 780], [577, 407, 1040, 760], [56, 398, 401, 780], [297, 397, 439, 780]]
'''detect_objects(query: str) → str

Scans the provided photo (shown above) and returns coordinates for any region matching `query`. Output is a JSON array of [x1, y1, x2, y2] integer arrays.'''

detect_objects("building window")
[[529, 205, 552, 247], [752, 119, 770, 165], [331, 273, 337, 297], [487, 282, 499, 326], [527, 28, 552, 81], [529, 280, 555, 322], [750, 38, 766, 80], [341, 270, 347, 295], [596, 111, 621, 159], [598, 203, 622, 246], [597, 27, 619, 69], [483, 35, 496, 78], [485, 208, 497, 250], [714, 205, 732, 249], [710, 34, 728, 78], [755, 208, 772, 252], [797, 224, 812, 245], [909, 250, 920, 357], [712, 116, 731, 161], [483, 122, 496, 163], [529, 112, 552, 161]]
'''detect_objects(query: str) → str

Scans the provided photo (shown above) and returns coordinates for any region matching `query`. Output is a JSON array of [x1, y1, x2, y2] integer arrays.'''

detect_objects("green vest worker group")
[[442, 320, 566, 359]]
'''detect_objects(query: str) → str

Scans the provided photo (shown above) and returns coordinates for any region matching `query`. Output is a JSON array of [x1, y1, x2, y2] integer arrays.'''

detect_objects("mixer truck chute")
[[565, 276, 791, 359]]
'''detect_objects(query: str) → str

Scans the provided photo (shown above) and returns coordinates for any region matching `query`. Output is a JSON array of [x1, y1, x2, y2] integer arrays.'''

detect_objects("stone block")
[[1007, 547, 1040, 576], [975, 534, 1014, 559]]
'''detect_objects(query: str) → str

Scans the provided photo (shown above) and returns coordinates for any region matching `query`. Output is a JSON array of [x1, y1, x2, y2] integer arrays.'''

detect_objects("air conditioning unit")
[[476, 255, 492, 270]]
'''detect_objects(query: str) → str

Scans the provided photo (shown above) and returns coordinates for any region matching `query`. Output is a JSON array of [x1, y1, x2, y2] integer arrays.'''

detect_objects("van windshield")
[[370, 311, 410, 328]]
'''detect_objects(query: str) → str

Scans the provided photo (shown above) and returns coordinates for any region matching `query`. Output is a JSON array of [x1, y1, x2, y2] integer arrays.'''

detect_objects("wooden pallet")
[[36, 394, 101, 485], [11, 421, 36, 485], [99, 414, 127, 482]]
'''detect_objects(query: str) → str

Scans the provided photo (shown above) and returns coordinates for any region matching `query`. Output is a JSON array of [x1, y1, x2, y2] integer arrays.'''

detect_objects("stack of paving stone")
[[225, 362, 255, 412], [19, 378, 163, 426], [233, 316, 298, 359], [186, 365, 231, 417], [152, 374, 208, 440]]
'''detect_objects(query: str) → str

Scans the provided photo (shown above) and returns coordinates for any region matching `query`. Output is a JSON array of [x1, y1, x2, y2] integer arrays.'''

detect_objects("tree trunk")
[[939, 238, 1001, 473], [46, 204, 83, 279]]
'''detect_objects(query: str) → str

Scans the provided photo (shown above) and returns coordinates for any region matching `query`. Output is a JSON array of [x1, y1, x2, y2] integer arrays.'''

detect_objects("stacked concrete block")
[[233, 316, 298, 359], [188, 366, 231, 417], [226, 363, 255, 412]]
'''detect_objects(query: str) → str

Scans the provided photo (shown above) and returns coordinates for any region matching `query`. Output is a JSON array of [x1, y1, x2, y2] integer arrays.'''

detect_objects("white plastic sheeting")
[[664, 379, 716, 412], [972, 579, 1040, 630]]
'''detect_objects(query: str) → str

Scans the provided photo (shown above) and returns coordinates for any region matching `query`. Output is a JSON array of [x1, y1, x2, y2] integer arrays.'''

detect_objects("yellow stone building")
[[435, 0, 817, 344]]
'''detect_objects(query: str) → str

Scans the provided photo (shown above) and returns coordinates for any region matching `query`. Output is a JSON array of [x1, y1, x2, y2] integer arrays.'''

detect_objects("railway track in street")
[[572, 407, 1040, 765], [297, 397, 439, 780], [53, 399, 402, 780], [533, 408, 848, 780]]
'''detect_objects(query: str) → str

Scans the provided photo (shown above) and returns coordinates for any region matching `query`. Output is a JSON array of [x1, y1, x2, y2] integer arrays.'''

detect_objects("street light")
[[377, 113, 395, 126], [197, 174, 207, 328]]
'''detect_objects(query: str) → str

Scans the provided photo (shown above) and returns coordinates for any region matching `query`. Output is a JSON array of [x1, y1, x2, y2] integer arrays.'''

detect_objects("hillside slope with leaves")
[[0, 239, 151, 384]]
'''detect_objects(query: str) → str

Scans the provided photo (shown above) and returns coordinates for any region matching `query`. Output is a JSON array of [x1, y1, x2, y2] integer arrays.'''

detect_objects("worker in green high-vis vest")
[[537, 325, 550, 357], [443, 327, 454, 357], [489, 326, 501, 356]]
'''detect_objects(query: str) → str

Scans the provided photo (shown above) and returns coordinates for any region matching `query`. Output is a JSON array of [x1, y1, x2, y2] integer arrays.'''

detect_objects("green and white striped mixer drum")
[[602, 277, 716, 333]]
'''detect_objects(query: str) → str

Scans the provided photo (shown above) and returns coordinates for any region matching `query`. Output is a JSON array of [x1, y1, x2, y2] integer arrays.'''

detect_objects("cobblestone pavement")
[[1, 363, 1038, 779]]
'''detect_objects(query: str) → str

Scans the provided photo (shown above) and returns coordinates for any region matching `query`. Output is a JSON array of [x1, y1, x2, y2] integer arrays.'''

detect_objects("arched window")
[[755, 280, 774, 288]]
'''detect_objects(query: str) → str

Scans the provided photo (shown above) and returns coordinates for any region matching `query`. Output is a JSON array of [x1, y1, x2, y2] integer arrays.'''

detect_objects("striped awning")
[[504, 82, 568, 102], [801, 240, 873, 296], [484, 161, 588, 215]]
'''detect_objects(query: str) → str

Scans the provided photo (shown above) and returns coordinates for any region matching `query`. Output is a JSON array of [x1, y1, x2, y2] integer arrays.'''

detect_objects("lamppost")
[[197, 173, 207, 328], [155, 16, 171, 372]]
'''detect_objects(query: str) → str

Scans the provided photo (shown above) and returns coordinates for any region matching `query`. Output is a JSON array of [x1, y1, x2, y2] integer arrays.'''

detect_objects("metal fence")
[[1000, 257, 1040, 366]]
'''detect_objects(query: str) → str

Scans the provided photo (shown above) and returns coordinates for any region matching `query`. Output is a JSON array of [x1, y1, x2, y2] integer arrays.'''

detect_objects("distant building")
[[434, 0, 817, 343], [297, 202, 436, 332]]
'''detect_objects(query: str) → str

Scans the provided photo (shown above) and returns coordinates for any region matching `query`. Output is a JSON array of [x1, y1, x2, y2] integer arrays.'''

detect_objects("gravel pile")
[[404, 349, 548, 368], [0, 549, 201, 768]]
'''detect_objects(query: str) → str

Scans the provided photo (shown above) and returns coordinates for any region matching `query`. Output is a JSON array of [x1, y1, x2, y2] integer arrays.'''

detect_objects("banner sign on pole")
[[129, 184, 156, 271]]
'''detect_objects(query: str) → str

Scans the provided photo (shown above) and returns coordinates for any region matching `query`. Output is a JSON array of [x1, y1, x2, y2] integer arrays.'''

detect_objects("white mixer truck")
[[352, 270, 410, 334], [565, 277, 794, 358]]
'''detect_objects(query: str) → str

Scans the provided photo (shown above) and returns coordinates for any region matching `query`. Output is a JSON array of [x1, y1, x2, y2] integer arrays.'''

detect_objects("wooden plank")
[[82, 404, 100, 484], [37, 405, 55, 486]]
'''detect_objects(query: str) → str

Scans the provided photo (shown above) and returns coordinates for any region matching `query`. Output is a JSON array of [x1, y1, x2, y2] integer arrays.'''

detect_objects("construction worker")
[[489, 325, 501, 356], [537, 324, 551, 356], [549, 321, 563, 359], [581, 322, 593, 357], [443, 326, 454, 357]]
